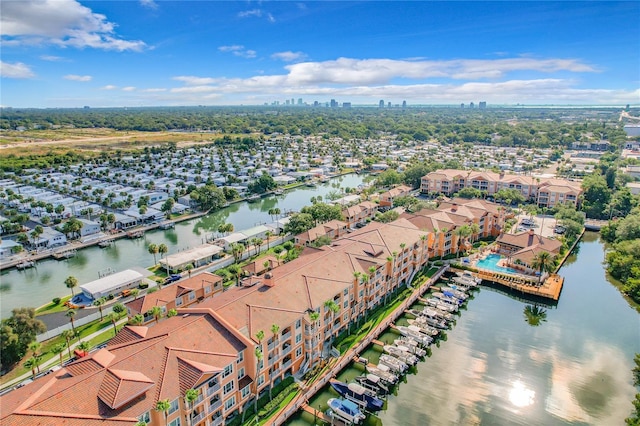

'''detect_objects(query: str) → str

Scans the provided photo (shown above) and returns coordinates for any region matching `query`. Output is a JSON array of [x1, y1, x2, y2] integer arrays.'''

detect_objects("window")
[[222, 363, 233, 378], [237, 351, 244, 364], [138, 411, 151, 424], [223, 381, 235, 395], [258, 359, 263, 370], [241, 385, 251, 399], [168, 398, 179, 415], [224, 396, 235, 411], [343, 288, 348, 296], [343, 300, 348, 308], [295, 347, 302, 357], [168, 419, 181, 426], [295, 319, 301, 329], [204, 285, 212, 294], [257, 374, 265, 386], [188, 291, 196, 301], [295, 333, 302, 344], [175, 297, 183, 306], [237, 367, 245, 379]]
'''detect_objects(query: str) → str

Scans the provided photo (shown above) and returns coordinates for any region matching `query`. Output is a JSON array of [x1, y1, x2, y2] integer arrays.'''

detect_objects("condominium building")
[[420, 169, 582, 208]]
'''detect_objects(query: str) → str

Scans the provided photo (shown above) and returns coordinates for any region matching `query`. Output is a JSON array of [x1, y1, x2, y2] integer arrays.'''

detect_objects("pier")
[[452, 267, 564, 301], [268, 265, 450, 425]]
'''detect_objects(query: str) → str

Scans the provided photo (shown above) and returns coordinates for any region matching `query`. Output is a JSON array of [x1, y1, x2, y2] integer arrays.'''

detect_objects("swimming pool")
[[475, 254, 520, 274]]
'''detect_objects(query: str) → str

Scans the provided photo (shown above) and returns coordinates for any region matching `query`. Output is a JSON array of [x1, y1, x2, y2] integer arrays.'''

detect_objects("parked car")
[[164, 274, 182, 284], [554, 225, 566, 234], [521, 218, 535, 226]]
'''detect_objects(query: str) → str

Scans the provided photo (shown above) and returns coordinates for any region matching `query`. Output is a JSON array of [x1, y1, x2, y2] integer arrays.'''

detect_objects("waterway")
[[287, 232, 640, 425], [0, 174, 367, 318]]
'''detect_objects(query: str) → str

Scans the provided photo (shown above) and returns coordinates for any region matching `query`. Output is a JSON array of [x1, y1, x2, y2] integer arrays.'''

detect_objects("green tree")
[[158, 243, 169, 273], [24, 356, 39, 379], [248, 173, 277, 194], [1, 308, 46, 369], [531, 251, 556, 284], [64, 276, 78, 296], [456, 187, 483, 199], [66, 309, 77, 334], [61, 329, 75, 358], [300, 202, 343, 224], [581, 173, 611, 219], [93, 297, 107, 321], [51, 343, 66, 366], [155, 398, 171, 426], [268, 323, 280, 400], [148, 243, 159, 265], [184, 388, 200, 426], [147, 306, 163, 324], [284, 213, 315, 235]]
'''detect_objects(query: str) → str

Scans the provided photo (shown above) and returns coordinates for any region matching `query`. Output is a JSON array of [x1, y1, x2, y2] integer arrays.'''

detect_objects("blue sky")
[[1, 1, 638, 108]]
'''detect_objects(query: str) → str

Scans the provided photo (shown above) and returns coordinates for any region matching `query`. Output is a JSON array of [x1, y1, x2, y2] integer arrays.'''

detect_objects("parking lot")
[[515, 214, 562, 238]]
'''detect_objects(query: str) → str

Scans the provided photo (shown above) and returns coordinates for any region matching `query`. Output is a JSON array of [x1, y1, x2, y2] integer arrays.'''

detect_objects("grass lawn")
[[256, 389, 300, 426], [0, 314, 126, 386], [35, 295, 72, 315]]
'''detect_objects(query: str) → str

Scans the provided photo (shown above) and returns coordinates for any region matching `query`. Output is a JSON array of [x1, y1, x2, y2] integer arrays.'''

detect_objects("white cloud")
[[271, 51, 307, 62], [141, 88, 167, 93], [122, 86, 136, 91], [218, 45, 257, 59], [238, 9, 262, 18], [1, 0, 146, 51], [64, 74, 92, 81], [0, 61, 35, 78], [101, 85, 118, 90], [173, 76, 218, 85], [39, 55, 66, 62], [139, 0, 158, 9]]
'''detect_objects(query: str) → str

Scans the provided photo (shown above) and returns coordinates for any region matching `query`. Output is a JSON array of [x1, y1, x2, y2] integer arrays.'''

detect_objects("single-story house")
[[77, 218, 101, 237], [158, 244, 224, 272], [0, 240, 22, 258], [31, 227, 67, 249], [79, 269, 146, 300]]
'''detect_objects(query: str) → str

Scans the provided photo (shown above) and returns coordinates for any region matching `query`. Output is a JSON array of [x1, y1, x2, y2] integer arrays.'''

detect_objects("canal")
[[0, 174, 367, 318], [287, 232, 640, 425]]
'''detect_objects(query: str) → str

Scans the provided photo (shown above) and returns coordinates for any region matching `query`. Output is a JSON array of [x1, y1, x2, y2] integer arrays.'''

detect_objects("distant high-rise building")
[[479, 101, 487, 109], [291, 98, 295, 105], [469, 102, 475, 108], [461, 103, 465, 108], [330, 99, 338, 108], [313, 101, 319, 107], [388, 102, 392, 108], [285, 100, 290, 105], [379, 99, 385, 108], [402, 100, 407, 109], [342, 102, 351, 108], [297, 98, 303, 105]]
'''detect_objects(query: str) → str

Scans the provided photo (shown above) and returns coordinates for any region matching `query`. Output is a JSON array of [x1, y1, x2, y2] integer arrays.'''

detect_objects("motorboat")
[[424, 297, 458, 312], [405, 321, 439, 337], [415, 314, 449, 330], [16, 260, 35, 270], [365, 363, 398, 385], [330, 380, 385, 412], [452, 275, 479, 288], [394, 337, 427, 357], [379, 354, 408, 374], [440, 286, 468, 300], [327, 398, 366, 424], [433, 291, 464, 305], [354, 374, 389, 395], [247, 194, 261, 203], [394, 325, 433, 346], [423, 306, 455, 322], [383, 345, 418, 366], [456, 271, 481, 284]]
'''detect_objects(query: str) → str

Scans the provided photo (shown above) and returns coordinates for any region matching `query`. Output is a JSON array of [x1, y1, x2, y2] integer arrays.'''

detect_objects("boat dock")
[[300, 403, 347, 426], [52, 249, 77, 260], [453, 268, 564, 301]]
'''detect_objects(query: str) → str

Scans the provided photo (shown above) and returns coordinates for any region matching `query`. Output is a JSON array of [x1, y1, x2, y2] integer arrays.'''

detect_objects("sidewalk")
[[0, 317, 128, 392]]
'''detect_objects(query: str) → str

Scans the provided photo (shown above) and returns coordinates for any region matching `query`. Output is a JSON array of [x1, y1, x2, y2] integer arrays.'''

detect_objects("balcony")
[[211, 415, 223, 426], [268, 354, 280, 366], [281, 345, 292, 356], [282, 359, 292, 370], [208, 399, 222, 413], [205, 381, 221, 396], [191, 411, 206, 425], [281, 330, 292, 341], [193, 393, 204, 406]]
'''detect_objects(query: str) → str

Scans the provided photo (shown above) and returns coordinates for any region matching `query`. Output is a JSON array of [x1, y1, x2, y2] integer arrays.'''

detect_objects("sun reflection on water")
[[509, 380, 535, 408]]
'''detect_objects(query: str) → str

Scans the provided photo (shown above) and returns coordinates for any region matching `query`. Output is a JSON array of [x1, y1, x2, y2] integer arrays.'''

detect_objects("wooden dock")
[[301, 403, 347, 426], [454, 268, 564, 301]]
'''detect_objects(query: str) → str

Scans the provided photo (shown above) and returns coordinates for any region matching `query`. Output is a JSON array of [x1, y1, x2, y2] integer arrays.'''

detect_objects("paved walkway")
[[0, 317, 128, 392]]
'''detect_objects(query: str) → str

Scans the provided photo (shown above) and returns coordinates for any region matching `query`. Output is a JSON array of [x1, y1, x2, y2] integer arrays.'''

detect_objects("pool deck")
[[453, 267, 564, 301]]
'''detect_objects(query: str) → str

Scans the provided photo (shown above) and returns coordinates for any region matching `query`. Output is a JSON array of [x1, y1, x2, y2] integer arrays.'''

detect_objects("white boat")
[[440, 286, 468, 300], [433, 291, 464, 305], [453, 274, 480, 288], [394, 338, 427, 357], [327, 398, 366, 424], [365, 364, 398, 385], [406, 320, 439, 337], [395, 325, 433, 346], [423, 306, 455, 322], [379, 354, 408, 374], [383, 345, 418, 366], [415, 314, 449, 330], [456, 271, 481, 284], [16, 260, 35, 270], [354, 373, 389, 395], [424, 297, 458, 312]]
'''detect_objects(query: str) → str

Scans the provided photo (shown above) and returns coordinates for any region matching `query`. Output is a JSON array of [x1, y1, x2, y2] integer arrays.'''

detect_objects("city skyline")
[[1, 1, 639, 108]]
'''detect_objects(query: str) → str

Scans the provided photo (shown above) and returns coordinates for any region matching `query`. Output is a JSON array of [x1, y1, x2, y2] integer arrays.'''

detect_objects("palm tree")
[[130, 314, 144, 325], [531, 251, 555, 285], [93, 297, 106, 321], [130, 288, 140, 300], [185, 263, 194, 278], [66, 309, 77, 334], [78, 341, 91, 353], [155, 398, 171, 426], [228, 264, 241, 286], [184, 388, 199, 426], [147, 306, 163, 324], [308, 311, 320, 360], [454, 225, 472, 258], [61, 329, 75, 358], [24, 357, 39, 379], [51, 343, 66, 366], [524, 304, 548, 326], [253, 346, 263, 415], [107, 311, 120, 335], [148, 243, 159, 265], [230, 243, 245, 263], [265, 231, 274, 249], [469, 222, 481, 242], [269, 323, 280, 400], [64, 276, 78, 296], [28, 342, 42, 373], [158, 243, 169, 273], [324, 300, 340, 339]]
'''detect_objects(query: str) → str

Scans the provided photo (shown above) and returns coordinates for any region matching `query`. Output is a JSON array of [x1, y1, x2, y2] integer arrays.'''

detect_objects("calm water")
[[476, 253, 519, 275], [0, 174, 366, 318], [288, 233, 640, 425]]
